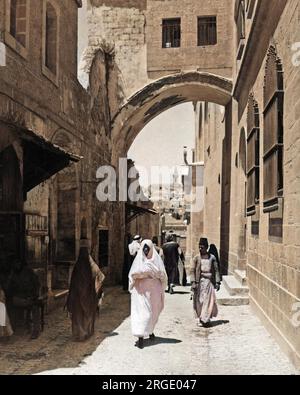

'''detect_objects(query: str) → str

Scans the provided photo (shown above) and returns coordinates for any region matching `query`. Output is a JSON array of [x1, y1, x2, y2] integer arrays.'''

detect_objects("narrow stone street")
[[23, 287, 298, 376]]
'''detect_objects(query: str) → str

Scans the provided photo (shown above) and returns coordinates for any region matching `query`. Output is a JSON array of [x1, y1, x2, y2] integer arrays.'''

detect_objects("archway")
[[110, 71, 233, 280], [111, 71, 233, 164]]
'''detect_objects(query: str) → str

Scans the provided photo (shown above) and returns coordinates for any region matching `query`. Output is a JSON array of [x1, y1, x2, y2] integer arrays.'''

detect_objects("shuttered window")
[[263, 46, 284, 213], [247, 94, 260, 218]]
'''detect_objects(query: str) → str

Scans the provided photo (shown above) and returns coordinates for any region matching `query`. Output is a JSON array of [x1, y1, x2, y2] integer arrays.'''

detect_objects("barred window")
[[263, 46, 284, 238], [162, 18, 181, 48], [198, 16, 217, 46], [10, 0, 27, 47]]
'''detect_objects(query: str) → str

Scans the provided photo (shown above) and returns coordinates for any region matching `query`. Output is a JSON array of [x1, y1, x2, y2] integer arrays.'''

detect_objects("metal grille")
[[198, 16, 217, 46], [162, 18, 181, 48]]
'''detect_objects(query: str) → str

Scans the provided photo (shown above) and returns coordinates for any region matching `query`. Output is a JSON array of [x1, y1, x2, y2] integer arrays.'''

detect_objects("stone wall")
[[146, 0, 234, 79], [202, 103, 225, 257], [230, 0, 300, 368], [83, 0, 148, 99], [0, 0, 123, 292]]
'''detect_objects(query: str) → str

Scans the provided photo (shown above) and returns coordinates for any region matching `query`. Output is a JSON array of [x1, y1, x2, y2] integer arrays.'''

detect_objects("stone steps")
[[234, 269, 248, 286], [223, 275, 249, 296], [217, 269, 249, 306], [217, 284, 249, 306]]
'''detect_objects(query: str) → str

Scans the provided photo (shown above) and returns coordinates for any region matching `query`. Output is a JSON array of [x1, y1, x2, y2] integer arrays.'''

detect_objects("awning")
[[1, 121, 82, 192], [126, 203, 158, 224]]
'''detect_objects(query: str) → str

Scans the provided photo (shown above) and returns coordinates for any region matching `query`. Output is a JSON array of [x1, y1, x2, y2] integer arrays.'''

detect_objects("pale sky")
[[128, 103, 196, 187]]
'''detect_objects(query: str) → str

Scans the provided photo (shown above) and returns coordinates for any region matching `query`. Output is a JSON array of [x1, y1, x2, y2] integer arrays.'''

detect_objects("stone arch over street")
[[111, 71, 233, 163]]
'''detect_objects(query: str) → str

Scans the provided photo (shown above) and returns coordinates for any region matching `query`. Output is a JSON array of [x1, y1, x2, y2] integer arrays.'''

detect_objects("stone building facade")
[[230, 0, 300, 368], [0, 0, 124, 315], [1, 0, 299, 368]]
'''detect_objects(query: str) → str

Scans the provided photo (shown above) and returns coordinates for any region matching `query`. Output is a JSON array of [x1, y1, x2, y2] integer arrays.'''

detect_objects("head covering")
[[133, 235, 142, 241], [199, 237, 209, 249], [128, 240, 167, 292], [152, 236, 159, 245], [129, 237, 142, 256], [166, 234, 174, 243]]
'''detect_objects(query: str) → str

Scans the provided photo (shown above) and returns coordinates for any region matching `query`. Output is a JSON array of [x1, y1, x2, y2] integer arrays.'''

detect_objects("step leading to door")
[[223, 275, 249, 296], [234, 269, 248, 286], [217, 284, 249, 306]]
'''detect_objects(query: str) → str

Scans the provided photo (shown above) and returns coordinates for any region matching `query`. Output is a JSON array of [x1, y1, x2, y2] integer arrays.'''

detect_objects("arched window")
[[247, 94, 260, 235], [263, 46, 284, 238], [236, 0, 246, 43], [9, 0, 27, 47], [45, 3, 58, 75]]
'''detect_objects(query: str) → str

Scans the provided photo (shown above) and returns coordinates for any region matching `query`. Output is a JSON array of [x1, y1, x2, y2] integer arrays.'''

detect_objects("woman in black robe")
[[66, 238, 98, 341]]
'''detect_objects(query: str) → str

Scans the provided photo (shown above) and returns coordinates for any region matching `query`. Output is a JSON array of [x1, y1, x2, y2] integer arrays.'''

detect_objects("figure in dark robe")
[[66, 238, 100, 342], [162, 235, 185, 294], [208, 244, 222, 281]]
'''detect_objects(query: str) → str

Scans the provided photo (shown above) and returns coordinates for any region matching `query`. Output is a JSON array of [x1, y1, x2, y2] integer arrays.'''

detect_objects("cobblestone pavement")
[[35, 287, 298, 376], [0, 287, 130, 375]]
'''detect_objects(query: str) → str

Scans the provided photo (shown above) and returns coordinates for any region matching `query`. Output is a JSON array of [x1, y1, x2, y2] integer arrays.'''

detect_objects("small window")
[[198, 16, 217, 46], [162, 18, 181, 48], [10, 0, 27, 47], [99, 230, 109, 268], [45, 3, 58, 75], [236, 1, 246, 43]]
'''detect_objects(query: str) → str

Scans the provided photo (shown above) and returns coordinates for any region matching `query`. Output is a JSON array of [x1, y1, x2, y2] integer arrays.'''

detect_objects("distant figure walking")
[[191, 238, 221, 327], [129, 240, 167, 349], [162, 234, 185, 294]]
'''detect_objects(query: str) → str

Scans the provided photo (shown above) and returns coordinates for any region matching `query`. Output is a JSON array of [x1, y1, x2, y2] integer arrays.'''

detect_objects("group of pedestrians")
[[128, 234, 221, 348]]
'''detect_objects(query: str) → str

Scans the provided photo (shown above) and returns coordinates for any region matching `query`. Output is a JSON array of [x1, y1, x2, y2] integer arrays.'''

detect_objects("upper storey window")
[[45, 2, 58, 75], [198, 16, 217, 46], [162, 18, 181, 48], [10, 0, 27, 47], [236, 0, 246, 43], [5, 0, 29, 56]]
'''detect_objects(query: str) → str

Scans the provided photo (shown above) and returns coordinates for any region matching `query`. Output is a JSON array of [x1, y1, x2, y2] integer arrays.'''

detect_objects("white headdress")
[[128, 240, 167, 292]]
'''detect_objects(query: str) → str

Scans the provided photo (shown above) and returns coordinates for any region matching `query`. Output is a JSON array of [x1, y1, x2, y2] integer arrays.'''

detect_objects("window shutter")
[[263, 46, 284, 213], [246, 95, 260, 216]]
